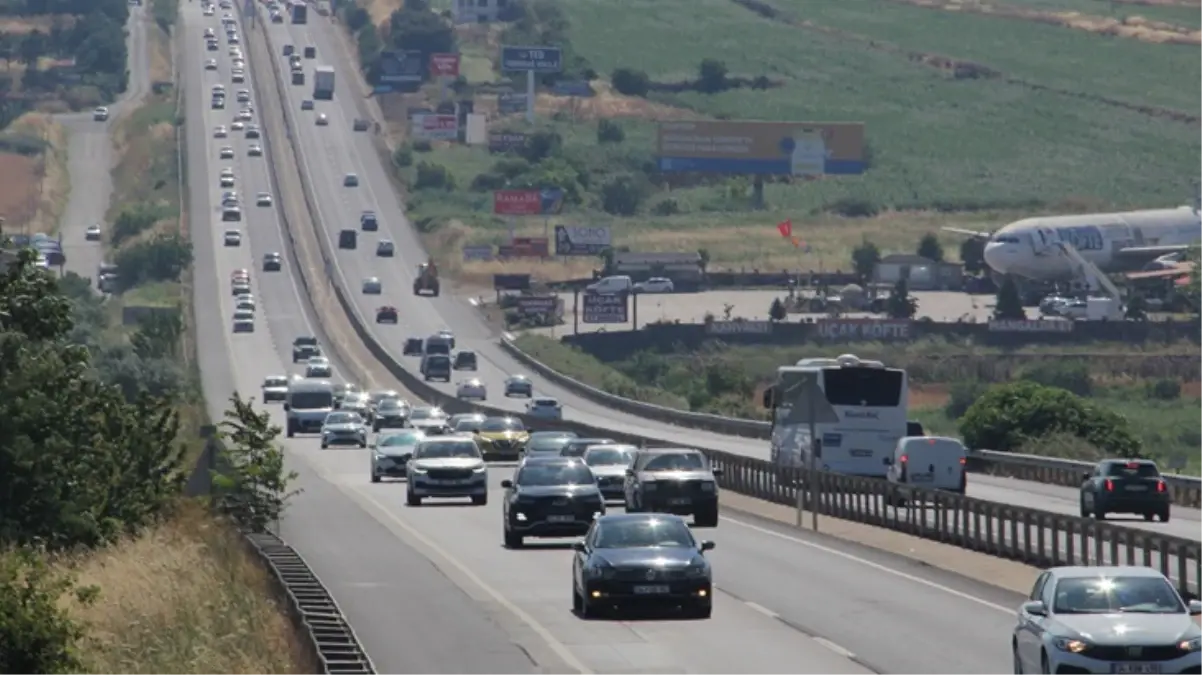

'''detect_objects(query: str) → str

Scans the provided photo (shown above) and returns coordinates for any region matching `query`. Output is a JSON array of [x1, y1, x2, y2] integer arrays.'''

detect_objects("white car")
[[248, 143, 263, 156], [223, 229, 241, 246], [219, 146, 234, 159], [231, 281, 251, 296], [525, 397, 562, 420], [204, 58, 217, 70], [456, 379, 487, 401], [362, 277, 382, 294], [261, 375, 289, 402], [633, 277, 674, 294], [236, 108, 252, 122], [320, 411, 368, 449], [235, 292, 254, 307], [236, 298, 255, 313], [213, 125, 228, 138], [231, 69, 245, 82], [236, 89, 250, 102], [85, 224, 102, 241], [221, 190, 239, 207], [316, 113, 329, 126], [92, 106, 108, 121], [231, 120, 245, 131], [371, 429, 426, 482], [305, 357, 333, 379], [232, 309, 254, 332], [583, 444, 637, 500], [256, 192, 272, 206], [504, 375, 533, 397], [406, 437, 488, 506], [1012, 566, 1202, 675], [203, 4, 213, 14]]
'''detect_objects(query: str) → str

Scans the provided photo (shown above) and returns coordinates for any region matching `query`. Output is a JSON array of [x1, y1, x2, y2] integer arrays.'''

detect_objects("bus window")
[[822, 368, 903, 407]]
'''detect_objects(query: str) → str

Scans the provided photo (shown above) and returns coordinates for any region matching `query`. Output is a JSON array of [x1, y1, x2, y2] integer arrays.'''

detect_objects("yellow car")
[[473, 417, 529, 461]]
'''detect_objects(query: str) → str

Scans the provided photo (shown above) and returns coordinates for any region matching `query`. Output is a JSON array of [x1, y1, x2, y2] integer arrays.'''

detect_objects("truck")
[[413, 258, 440, 296], [290, 0, 306, 23], [313, 66, 335, 100]]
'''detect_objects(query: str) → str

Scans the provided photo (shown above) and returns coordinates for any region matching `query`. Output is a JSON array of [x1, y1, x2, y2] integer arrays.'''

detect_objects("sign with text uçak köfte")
[[581, 293, 629, 324], [500, 46, 563, 73], [493, 188, 564, 216], [554, 225, 611, 256]]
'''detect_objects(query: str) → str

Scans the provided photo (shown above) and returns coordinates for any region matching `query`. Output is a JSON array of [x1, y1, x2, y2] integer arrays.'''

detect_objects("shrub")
[[944, 380, 987, 420], [1020, 361, 1092, 397], [1145, 378, 1181, 401], [413, 161, 455, 191], [596, 119, 624, 144], [112, 234, 193, 291], [611, 67, 650, 96], [392, 144, 414, 167], [0, 551, 89, 674]]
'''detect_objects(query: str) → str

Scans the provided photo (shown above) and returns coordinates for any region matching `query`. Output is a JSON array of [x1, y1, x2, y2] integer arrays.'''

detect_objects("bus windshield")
[[822, 368, 903, 407]]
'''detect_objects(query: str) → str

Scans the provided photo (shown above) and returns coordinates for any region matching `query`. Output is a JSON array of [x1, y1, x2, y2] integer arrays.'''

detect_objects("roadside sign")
[[411, 113, 458, 141], [493, 189, 564, 216], [497, 92, 527, 114], [518, 296, 558, 315], [582, 293, 628, 324], [500, 46, 562, 73], [377, 49, 424, 85], [429, 53, 460, 77]]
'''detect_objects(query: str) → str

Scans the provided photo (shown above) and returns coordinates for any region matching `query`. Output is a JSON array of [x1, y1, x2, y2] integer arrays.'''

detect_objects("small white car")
[[504, 375, 533, 397], [305, 357, 333, 379], [406, 438, 488, 506], [261, 375, 289, 402], [633, 277, 674, 294], [362, 277, 382, 294], [525, 397, 562, 420], [248, 143, 263, 156], [231, 69, 245, 83], [320, 411, 368, 449], [232, 309, 254, 332], [371, 429, 425, 482], [221, 190, 239, 207], [220, 170, 235, 188], [235, 292, 254, 308], [256, 192, 273, 206], [204, 58, 217, 70], [85, 224, 102, 241], [316, 113, 329, 126], [236, 108, 252, 122], [456, 379, 487, 401], [236, 299, 255, 313], [203, 4, 213, 14], [231, 120, 245, 131], [213, 125, 228, 138], [344, 173, 359, 187], [92, 106, 108, 121], [223, 229, 241, 246], [219, 146, 235, 159]]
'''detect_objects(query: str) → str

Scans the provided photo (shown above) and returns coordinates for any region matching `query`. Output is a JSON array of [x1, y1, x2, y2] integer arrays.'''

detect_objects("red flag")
[[777, 219, 792, 238]]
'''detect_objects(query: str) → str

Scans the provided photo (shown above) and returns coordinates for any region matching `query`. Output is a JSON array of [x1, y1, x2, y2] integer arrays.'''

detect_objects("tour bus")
[[762, 353, 909, 478]]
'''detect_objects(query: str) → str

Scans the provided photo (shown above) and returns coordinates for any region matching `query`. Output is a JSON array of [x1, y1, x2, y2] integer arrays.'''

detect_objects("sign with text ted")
[[501, 45, 562, 73]]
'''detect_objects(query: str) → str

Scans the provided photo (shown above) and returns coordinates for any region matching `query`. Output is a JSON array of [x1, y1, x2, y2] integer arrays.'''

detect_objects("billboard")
[[500, 46, 562, 73], [461, 244, 493, 261], [582, 293, 628, 324], [429, 53, 460, 77], [493, 274, 531, 291], [493, 189, 564, 215], [488, 132, 527, 153], [554, 225, 611, 256], [552, 81, 594, 97], [517, 296, 558, 316], [815, 319, 910, 341], [498, 237, 549, 258], [411, 113, 458, 140], [497, 93, 527, 114], [656, 121, 865, 175], [376, 49, 424, 85]]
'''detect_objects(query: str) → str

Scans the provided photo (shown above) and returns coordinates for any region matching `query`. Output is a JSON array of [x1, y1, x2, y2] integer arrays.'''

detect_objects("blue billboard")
[[500, 46, 562, 73]]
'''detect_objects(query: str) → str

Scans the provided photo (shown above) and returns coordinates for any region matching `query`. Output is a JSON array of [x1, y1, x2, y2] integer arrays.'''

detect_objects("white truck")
[[313, 65, 335, 100]]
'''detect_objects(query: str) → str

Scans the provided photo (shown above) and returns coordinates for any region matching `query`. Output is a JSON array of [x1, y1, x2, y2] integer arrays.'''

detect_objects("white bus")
[[762, 354, 909, 478]]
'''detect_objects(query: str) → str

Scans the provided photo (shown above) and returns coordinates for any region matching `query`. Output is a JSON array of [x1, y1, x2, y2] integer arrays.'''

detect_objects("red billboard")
[[429, 53, 460, 77], [492, 189, 564, 216], [497, 237, 549, 258]]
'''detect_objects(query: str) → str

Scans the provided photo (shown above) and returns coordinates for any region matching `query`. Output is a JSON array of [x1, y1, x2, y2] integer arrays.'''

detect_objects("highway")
[[58, 1, 151, 280], [177, 3, 1033, 672]]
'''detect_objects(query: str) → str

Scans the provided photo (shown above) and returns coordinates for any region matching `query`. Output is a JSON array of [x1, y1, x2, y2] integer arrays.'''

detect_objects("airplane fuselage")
[[981, 207, 1200, 281]]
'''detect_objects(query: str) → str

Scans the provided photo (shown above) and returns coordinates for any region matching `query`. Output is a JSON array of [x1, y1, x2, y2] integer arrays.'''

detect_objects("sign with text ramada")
[[493, 189, 564, 215], [429, 53, 460, 77]]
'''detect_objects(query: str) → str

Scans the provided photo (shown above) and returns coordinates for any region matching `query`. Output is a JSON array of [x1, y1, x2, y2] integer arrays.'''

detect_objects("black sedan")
[[262, 253, 282, 271], [376, 305, 398, 324], [1080, 459, 1172, 521], [372, 399, 409, 432], [502, 457, 604, 548], [572, 513, 714, 619]]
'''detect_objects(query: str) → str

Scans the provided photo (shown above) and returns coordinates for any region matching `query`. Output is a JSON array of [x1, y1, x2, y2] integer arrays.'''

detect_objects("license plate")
[[432, 479, 467, 485], [669, 498, 691, 505], [633, 585, 670, 595], [547, 514, 574, 522], [1111, 665, 1161, 674], [1125, 485, 1147, 491]]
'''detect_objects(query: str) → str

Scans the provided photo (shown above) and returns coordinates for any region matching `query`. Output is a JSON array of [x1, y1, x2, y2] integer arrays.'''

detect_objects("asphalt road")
[[58, 2, 152, 280], [176, 4, 1038, 672]]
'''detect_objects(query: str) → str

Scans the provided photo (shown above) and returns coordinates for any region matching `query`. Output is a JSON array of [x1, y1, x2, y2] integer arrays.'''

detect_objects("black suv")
[[262, 252, 282, 271], [403, 337, 424, 356], [501, 457, 605, 548], [624, 448, 721, 527], [292, 336, 320, 363], [360, 210, 378, 231], [1080, 459, 1171, 522], [453, 350, 477, 370]]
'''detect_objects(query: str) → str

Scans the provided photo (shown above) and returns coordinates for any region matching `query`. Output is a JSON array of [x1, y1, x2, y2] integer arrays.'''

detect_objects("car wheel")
[[1159, 507, 1171, 522], [1094, 504, 1106, 520], [1078, 498, 1089, 519], [572, 583, 584, 614], [694, 506, 719, 528], [371, 473, 381, 483], [359, 441, 367, 448], [1143, 512, 1155, 521], [504, 526, 523, 549], [1040, 652, 1050, 674], [471, 494, 487, 506], [320, 442, 328, 449], [406, 490, 421, 506]]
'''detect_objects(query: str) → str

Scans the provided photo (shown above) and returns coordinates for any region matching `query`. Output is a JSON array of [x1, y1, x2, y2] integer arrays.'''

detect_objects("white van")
[[585, 275, 633, 295], [886, 436, 967, 494]]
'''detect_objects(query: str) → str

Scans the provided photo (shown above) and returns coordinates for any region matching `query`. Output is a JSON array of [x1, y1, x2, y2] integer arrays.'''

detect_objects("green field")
[[999, 0, 1201, 30]]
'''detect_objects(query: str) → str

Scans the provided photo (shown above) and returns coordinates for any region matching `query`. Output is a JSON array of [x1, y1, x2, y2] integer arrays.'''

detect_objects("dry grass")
[[0, 152, 39, 229], [364, 0, 403, 26], [147, 18, 174, 85], [2, 112, 70, 234], [0, 14, 68, 34], [60, 502, 314, 674]]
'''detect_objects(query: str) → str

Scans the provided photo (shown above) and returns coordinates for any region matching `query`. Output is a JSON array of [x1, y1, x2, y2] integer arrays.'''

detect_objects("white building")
[[454, 0, 509, 24]]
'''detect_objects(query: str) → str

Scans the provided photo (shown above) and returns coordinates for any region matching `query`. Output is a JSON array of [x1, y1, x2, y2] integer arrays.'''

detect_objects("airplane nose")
[[982, 242, 1011, 273]]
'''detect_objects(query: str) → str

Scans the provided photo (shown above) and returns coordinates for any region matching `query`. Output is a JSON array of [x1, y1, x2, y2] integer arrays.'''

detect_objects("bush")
[[0, 551, 89, 674], [651, 198, 681, 216], [944, 379, 987, 420], [1020, 361, 1092, 397], [112, 233, 193, 291], [392, 144, 413, 167], [110, 204, 163, 248], [413, 161, 455, 190], [411, 139, 433, 153], [0, 133, 46, 156], [600, 174, 647, 216], [596, 119, 624, 144], [1145, 378, 1182, 401], [469, 171, 505, 191], [611, 67, 650, 96]]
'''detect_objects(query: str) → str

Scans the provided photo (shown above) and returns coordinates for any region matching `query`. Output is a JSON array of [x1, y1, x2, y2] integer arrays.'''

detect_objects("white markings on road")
[[720, 515, 1013, 615], [814, 637, 856, 660], [743, 601, 778, 619]]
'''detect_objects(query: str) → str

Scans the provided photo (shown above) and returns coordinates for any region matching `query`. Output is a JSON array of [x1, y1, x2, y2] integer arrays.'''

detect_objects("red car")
[[376, 305, 398, 324]]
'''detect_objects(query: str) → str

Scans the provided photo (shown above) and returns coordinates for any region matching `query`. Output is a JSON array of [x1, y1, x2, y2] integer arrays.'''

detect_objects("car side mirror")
[[700, 540, 715, 552], [572, 541, 587, 553], [500, 479, 513, 489], [1189, 600, 1202, 616], [1021, 600, 1047, 617], [711, 467, 723, 476], [625, 469, 635, 476], [282, 403, 290, 411]]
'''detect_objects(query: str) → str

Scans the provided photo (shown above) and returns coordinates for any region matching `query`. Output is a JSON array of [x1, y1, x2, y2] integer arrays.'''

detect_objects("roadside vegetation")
[[0, 111, 68, 234], [514, 333, 1202, 473]]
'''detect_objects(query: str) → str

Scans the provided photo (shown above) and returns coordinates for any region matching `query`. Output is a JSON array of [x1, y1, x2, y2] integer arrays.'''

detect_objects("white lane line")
[[813, 637, 856, 660], [743, 601, 778, 619], [340, 486, 592, 675], [720, 516, 1013, 615]]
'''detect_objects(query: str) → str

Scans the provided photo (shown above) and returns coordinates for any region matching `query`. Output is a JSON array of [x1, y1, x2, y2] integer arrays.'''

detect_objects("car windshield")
[[515, 463, 594, 487], [453, 418, 481, 431], [457, 352, 476, 362], [562, 439, 614, 457], [291, 391, 332, 409], [264, 377, 287, 387], [379, 432, 422, 447], [415, 441, 479, 459], [1053, 576, 1185, 614], [481, 418, 524, 432], [378, 400, 404, 412], [533, 398, 559, 407], [325, 412, 360, 425], [586, 448, 634, 467], [642, 453, 706, 472], [410, 408, 446, 421], [595, 518, 695, 549], [527, 436, 573, 454]]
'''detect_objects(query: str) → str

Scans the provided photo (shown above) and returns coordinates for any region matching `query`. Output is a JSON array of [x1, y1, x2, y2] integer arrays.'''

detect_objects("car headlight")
[[700, 482, 716, 492], [473, 465, 486, 473], [684, 564, 708, 579], [1179, 637, 1201, 652], [410, 466, 427, 474], [1053, 638, 1089, 654]]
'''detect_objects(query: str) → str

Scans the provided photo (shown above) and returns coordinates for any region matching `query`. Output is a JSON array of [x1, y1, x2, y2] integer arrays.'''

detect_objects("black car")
[[560, 437, 617, 459], [338, 229, 356, 249], [353, 118, 370, 132], [291, 336, 320, 363], [360, 210, 378, 231], [373, 399, 409, 432], [572, 513, 714, 619], [624, 448, 721, 527], [502, 457, 604, 548], [403, 337, 424, 356], [1080, 459, 1171, 522], [262, 253, 282, 271], [453, 350, 477, 371], [376, 305, 398, 323]]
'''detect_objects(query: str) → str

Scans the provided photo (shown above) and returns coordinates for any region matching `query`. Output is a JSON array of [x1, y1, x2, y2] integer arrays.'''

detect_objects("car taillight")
[[899, 454, 908, 464], [1156, 480, 1166, 493], [1104, 479, 1114, 491], [958, 457, 966, 465]]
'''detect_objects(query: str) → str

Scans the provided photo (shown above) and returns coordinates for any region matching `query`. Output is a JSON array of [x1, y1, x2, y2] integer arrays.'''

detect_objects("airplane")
[[944, 205, 1200, 282]]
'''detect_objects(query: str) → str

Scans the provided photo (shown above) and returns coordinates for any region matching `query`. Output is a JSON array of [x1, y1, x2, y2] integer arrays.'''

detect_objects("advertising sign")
[[498, 237, 549, 258], [552, 81, 594, 97], [582, 293, 628, 324], [517, 296, 558, 315], [815, 319, 910, 341], [429, 52, 460, 77], [554, 225, 611, 256], [493, 274, 531, 291], [411, 113, 458, 140], [461, 244, 493, 262], [377, 49, 424, 85], [988, 320, 1074, 333], [493, 189, 564, 216], [501, 46, 563, 73], [656, 121, 865, 175], [497, 93, 527, 114], [488, 132, 527, 153], [707, 320, 773, 335]]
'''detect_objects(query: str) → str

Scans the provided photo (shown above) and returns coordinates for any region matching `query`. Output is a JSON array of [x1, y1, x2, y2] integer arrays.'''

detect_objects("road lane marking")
[[720, 515, 1013, 614], [743, 601, 778, 619], [814, 637, 856, 660]]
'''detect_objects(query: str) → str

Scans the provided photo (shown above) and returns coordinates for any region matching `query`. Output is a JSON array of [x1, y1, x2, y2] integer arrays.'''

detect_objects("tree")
[[959, 237, 986, 275], [850, 239, 880, 283], [387, 5, 454, 73], [885, 278, 917, 319], [916, 232, 944, 262], [697, 58, 728, 93], [18, 30, 45, 68], [611, 67, 650, 97], [213, 393, 299, 533], [596, 119, 624, 144], [600, 174, 647, 216], [992, 276, 1025, 320], [0, 550, 90, 674], [959, 381, 1141, 458], [768, 297, 787, 322]]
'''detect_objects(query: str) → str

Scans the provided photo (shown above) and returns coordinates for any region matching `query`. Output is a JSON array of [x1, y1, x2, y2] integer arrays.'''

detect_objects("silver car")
[[371, 429, 425, 482], [406, 437, 487, 506], [261, 375, 289, 402], [1013, 566, 1202, 674], [583, 444, 637, 501], [320, 411, 368, 449]]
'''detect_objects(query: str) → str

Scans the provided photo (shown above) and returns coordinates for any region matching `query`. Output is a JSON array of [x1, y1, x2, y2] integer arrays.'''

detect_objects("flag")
[[777, 219, 792, 238]]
